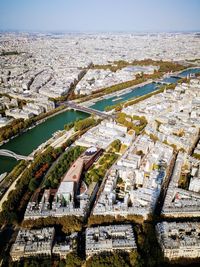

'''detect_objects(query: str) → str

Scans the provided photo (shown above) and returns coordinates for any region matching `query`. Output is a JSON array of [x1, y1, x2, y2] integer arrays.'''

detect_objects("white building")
[[75, 120, 133, 149], [93, 136, 173, 220], [156, 221, 200, 260], [86, 224, 137, 256], [10, 228, 55, 261]]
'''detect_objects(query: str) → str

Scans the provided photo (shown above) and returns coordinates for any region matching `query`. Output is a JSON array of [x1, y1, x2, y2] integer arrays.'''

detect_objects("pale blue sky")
[[0, 0, 199, 32]]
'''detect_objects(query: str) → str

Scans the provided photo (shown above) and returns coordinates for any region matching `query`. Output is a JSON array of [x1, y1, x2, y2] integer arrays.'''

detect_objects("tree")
[[64, 122, 74, 131], [136, 150, 144, 157], [28, 178, 38, 192], [129, 250, 144, 267], [65, 252, 83, 267], [0, 146, 64, 227], [44, 146, 85, 188], [59, 260, 66, 267], [74, 117, 96, 132], [86, 252, 130, 267], [110, 139, 121, 152]]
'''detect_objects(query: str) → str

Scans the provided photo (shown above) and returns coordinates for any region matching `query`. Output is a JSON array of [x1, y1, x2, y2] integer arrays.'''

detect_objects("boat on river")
[[0, 172, 7, 183], [112, 97, 123, 102]]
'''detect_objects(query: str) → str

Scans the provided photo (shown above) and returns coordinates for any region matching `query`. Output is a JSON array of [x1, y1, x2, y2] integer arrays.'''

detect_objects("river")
[[0, 67, 200, 174], [0, 110, 88, 174]]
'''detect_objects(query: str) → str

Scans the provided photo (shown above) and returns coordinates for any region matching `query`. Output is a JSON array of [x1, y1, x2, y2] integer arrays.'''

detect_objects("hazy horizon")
[[0, 0, 200, 32], [1, 30, 200, 34]]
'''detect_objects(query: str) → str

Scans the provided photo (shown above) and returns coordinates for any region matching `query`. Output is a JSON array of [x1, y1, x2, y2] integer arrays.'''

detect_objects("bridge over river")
[[0, 149, 33, 161], [66, 101, 116, 119]]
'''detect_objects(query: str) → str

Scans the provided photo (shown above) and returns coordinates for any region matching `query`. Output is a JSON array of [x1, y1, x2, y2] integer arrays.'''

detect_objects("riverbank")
[[81, 79, 153, 107], [0, 110, 88, 174], [88, 67, 200, 111], [76, 66, 200, 108], [103, 82, 176, 112], [0, 106, 70, 148]]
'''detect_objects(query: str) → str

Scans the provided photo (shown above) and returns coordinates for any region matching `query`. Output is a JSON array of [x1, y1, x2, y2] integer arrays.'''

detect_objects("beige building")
[[156, 222, 200, 260], [10, 228, 55, 261]]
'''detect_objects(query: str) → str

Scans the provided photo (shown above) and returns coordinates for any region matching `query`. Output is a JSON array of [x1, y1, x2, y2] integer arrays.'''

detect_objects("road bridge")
[[67, 101, 115, 119], [170, 75, 184, 79], [0, 149, 33, 161], [154, 80, 171, 85]]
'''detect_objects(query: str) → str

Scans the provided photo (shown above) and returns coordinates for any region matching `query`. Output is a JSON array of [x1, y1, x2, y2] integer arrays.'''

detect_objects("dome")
[[85, 147, 97, 155]]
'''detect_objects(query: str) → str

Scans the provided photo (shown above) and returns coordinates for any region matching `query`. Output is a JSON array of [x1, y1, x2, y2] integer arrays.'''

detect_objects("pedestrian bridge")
[[0, 149, 33, 161]]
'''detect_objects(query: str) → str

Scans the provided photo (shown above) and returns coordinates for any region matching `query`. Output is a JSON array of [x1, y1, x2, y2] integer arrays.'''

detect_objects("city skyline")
[[0, 0, 200, 32]]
